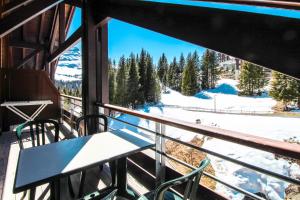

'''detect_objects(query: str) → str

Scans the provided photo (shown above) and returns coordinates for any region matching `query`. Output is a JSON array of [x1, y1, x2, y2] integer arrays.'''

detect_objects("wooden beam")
[[192, 0, 300, 11], [47, 26, 82, 63], [82, 0, 96, 118], [96, 24, 109, 106], [59, 3, 66, 44], [8, 41, 45, 50], [0, 0, 64, 38], [2, 0, 34, 16], [15, 49, 41, 69], [95, 0, 300, 79], [64, 0, 82, 8]]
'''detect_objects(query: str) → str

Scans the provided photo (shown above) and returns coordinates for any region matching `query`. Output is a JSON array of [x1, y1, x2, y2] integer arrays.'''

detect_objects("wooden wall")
[[0, 68, 61, 131]]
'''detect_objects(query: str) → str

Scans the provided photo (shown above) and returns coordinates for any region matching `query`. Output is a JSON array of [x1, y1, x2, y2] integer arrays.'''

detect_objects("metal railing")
[[60, 94, 300, 200]]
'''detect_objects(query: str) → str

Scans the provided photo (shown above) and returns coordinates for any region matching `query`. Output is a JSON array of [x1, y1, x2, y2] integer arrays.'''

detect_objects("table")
[[0, 100, 53, 122], [13, 129, 155, 198]]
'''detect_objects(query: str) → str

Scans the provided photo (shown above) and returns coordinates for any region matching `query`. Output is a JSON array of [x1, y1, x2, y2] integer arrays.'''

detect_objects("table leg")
[[116, 157, 135, 200]]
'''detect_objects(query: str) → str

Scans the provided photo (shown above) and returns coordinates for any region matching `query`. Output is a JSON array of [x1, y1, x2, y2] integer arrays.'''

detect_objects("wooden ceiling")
[[0, 0, 78, 80]]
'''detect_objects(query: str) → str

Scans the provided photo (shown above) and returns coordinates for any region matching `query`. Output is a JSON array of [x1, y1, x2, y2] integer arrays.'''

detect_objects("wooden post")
[[97, 24, 109, 115], [82, 0, 96, 128]]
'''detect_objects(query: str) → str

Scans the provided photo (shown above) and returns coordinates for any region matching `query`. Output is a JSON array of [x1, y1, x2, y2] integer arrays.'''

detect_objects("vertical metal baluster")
[[71, 98, 74, 134], [155, 123, 166, 187]]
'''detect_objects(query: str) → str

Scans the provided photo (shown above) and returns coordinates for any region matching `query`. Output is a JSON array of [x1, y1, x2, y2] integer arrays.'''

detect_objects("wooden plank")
[[0, 0, 64, 38], [95, 0, 300, 79], [14, 49, 42, 69], [192, 0, 300, 10], [2, 0, 34, 16], [100, 103, 300, 160], [65, 0, 82, 8], [8, 41, 44, 50], [59, 3, 66, 45], [47, 26, 82, 63]]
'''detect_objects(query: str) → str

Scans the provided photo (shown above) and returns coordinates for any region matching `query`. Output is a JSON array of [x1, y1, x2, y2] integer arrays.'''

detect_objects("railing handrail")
[[98, 103, 300, 160], [60, 93, 82, 101]]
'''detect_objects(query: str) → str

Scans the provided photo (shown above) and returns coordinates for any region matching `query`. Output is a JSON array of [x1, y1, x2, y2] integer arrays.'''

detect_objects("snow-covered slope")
[[55, 47, 82, 81], [161, 79, 276, 113], [109, 79, 300, 200]]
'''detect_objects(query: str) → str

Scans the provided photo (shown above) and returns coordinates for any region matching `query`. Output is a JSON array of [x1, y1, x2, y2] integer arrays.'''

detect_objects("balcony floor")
[[0, 123, 149, 200]]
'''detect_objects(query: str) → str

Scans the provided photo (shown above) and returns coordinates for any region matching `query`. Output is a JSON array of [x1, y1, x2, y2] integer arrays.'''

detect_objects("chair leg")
[[28, 188, 35, 200], [78, 171, 86, 198], [50, 180, 61, 200], [67, 176, 75, 198], [20, 190, 27, 200], [109, 161, 117, 187]]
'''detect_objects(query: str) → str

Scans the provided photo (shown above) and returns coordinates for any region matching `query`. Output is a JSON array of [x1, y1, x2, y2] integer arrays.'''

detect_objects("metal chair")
[[15, 119, 61, 200], [137, 158, 210, 200], [78, 189, 117, 200], [75, 114, 116, 198]]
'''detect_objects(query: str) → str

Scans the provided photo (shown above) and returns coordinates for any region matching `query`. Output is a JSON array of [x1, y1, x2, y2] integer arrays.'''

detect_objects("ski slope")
[[109, 79, 300, 200]]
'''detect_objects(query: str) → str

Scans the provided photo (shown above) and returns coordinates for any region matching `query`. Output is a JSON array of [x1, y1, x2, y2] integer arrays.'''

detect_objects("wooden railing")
[[100, 103, 300, 160]]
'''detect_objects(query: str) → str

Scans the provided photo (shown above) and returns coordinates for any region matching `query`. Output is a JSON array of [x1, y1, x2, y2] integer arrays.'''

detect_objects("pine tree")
[[127, 53, 139, 108], [208, 50, 218, 89], [238, 62, 268, 96], [269, 71, 299, 110], [115, 56, 128, 106], [200, 49, 219, 90], [181, 53, 198, 96], [157, 53, 168, 91], [178, 53, 185, 92], [167, 57, 177, 89], [145, 54, 160, 102], [138, 49, 147, 104], [201, 50, 210, 90], [109, 59, 116, 104]]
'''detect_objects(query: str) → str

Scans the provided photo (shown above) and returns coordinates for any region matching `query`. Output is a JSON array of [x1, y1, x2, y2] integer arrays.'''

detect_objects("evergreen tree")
[[201, 50, 210, 90], [157, 53, 168, 91], [145, 54, 160, 102], [200, 49, 219, 90], [109, 59, 116, 104], [167, 57, 177, 89], [115, 56, 128, 106], [270, 71, 299, 110], [178, 53, 185, 92], [181, 53, 198, 96], [238, 62, 268, 96], [208, 50, 218, 89], [127, 53, 139, 108], [138, 49, 147, 104]]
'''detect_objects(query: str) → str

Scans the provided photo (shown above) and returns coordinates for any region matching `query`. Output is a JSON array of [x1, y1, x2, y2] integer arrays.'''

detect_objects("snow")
[[109, 79, 300, 200], [161, 79, 276, 113], [55, 47, 82, 81]]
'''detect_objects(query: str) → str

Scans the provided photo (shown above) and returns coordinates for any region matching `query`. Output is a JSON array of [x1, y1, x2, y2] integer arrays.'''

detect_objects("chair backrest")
[[76, 114, 108, 136], [16, 119, 59, 149], [154, 158, 210, 200]]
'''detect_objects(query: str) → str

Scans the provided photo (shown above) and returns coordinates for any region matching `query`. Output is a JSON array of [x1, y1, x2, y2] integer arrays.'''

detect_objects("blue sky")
[[68, 0, 300, 64]]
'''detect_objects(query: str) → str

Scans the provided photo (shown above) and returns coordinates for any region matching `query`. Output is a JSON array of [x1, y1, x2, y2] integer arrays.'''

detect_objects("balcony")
[[1, 94, 299, 199], [1, 0, 300, 199]]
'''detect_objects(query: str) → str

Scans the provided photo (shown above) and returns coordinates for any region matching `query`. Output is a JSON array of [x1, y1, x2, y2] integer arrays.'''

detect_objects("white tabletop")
[[14, 129, 154, 193], [1, 100, 53, 106]]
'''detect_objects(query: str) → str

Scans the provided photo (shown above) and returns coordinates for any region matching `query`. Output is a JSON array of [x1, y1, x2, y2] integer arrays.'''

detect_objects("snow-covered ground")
[[109, 79, 300, 200], [161, 79, 276, 113]]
